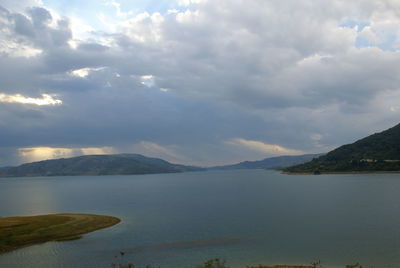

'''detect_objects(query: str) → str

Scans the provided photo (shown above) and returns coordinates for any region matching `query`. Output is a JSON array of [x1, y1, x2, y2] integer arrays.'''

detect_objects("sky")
[[1, 0, 400, 167]]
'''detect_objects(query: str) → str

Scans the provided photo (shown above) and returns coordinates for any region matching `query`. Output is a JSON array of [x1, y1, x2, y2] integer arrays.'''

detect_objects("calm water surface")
[[1, 170, 400, 268]]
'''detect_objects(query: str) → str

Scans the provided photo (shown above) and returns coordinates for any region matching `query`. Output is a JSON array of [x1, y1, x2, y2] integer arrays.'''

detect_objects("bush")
[[195, 258, 230, 268]]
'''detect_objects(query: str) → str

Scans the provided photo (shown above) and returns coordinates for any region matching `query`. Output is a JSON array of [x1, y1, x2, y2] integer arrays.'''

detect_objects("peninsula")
[[0, 213, 120, 254]]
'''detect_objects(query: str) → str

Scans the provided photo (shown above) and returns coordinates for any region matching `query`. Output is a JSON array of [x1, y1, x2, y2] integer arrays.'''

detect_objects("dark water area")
[[1, 170, 400, 268]]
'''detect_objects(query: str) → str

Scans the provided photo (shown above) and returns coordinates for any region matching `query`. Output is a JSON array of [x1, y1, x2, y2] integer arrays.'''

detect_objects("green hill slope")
[[0, 154, 203, 178], [285, 123, 400, 173]]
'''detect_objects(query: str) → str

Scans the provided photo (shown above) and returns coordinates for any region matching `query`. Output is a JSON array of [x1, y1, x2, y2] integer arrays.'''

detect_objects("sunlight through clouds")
[[18, 146, 116, 163], [0, 93, 62, 106], [226, 138, 305, 156], [140, 75, 155, 87], [70, 67, 105, 78], [0, 40, 42, 58]]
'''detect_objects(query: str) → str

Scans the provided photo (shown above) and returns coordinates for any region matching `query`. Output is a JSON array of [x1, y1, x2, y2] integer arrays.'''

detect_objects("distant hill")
[[210, 154, 323, 170], [0, 154, 203, 178], [285, 123, 400, 173]]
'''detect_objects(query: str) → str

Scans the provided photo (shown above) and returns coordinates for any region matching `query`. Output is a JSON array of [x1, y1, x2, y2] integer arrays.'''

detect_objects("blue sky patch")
[[340, 19, 369, 32]]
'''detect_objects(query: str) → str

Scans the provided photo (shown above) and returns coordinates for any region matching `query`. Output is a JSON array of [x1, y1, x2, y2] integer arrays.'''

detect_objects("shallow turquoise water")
[[1, 170, 400, 268]]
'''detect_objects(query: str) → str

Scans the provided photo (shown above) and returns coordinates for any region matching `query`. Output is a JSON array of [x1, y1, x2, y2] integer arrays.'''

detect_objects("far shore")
[[0, 213, 120, 254], [282, 170, 400, 175]]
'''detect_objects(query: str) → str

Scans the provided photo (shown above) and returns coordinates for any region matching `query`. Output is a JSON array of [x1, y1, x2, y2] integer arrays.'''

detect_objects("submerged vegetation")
[[0, 213, 120, 254]]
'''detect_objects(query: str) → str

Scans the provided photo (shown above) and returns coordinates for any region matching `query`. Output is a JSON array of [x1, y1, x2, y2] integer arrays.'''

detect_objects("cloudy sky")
[[1, 0, 400, 166]]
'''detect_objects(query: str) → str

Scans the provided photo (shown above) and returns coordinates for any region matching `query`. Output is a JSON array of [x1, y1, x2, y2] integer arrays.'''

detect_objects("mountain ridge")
[[285, 123, 400, 173], [0, 154, 203, 178], [209, 153, 323, 170]]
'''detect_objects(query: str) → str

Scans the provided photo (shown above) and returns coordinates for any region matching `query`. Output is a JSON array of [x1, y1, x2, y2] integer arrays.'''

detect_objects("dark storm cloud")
[[27, 7, 52, 28], [12, 12, 35, 37], [1, 1, 400, 166], [1, 6, 71, 50]]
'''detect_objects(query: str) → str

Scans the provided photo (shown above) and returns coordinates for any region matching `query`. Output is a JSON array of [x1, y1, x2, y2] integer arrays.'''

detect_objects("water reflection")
[[0, 177, 58, 216]]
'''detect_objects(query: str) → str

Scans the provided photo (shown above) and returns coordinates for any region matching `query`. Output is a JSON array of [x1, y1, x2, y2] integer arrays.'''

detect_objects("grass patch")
[[0, 213, 120, 254], [247, 266, 315, 268]]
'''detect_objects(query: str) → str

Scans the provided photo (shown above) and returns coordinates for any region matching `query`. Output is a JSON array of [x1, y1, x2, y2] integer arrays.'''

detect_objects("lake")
[[0, 169, 400, 268]]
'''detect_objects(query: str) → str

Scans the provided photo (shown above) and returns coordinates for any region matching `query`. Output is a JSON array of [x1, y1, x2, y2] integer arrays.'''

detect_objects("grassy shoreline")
[[0, 213, 120, 254]]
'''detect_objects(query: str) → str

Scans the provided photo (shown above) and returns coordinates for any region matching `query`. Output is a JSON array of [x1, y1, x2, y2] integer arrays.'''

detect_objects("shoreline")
[[282, 170, 400, 175]]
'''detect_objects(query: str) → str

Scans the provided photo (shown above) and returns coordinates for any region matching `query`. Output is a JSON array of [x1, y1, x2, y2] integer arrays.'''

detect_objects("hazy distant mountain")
[[285, 123, 400, 173], [0, 154, 203, 178], [210, 154, 323, 170]]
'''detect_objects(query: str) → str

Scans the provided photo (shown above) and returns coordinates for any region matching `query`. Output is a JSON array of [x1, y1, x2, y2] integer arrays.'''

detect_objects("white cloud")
[[140, 75, 155, 87], [69, 16, 95, 41], [0, 40, 42, 58], [120, 12, 164, 42], [70, 67, 105, 78], [0, 93, 62, 106], [175, 9, 200, 23]]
